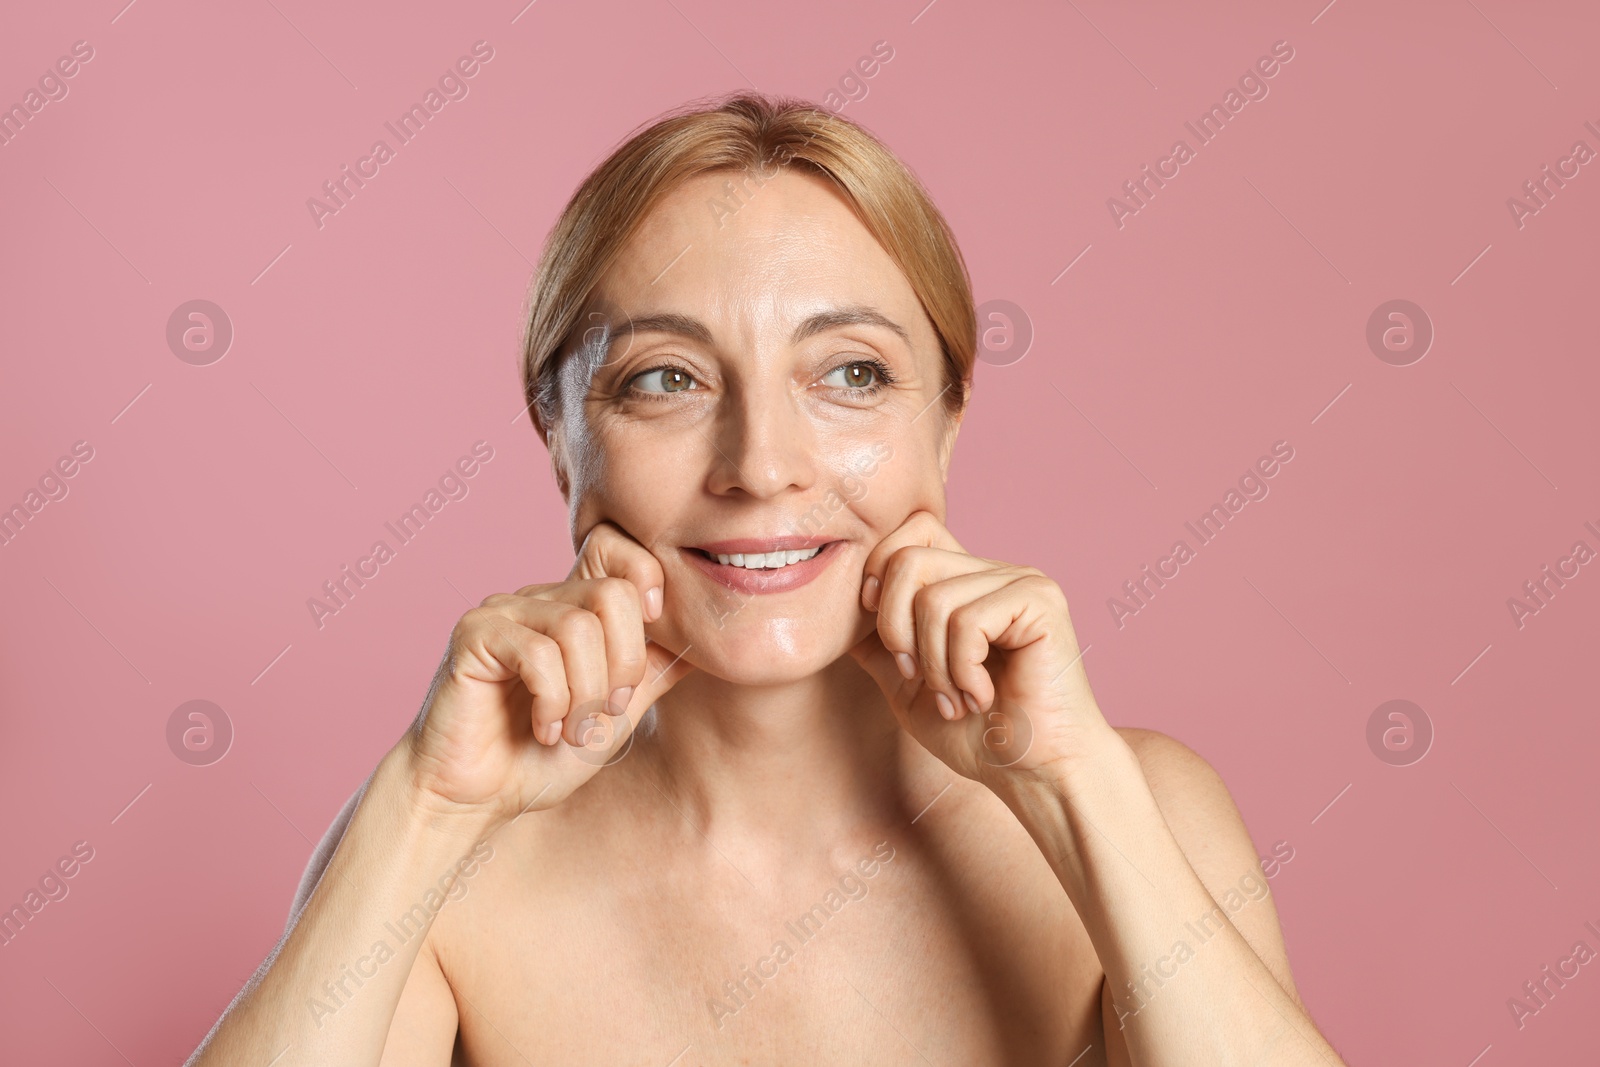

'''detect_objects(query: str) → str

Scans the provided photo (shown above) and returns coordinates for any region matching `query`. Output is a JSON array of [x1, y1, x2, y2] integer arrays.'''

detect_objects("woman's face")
[[551, 167, 961, 684]]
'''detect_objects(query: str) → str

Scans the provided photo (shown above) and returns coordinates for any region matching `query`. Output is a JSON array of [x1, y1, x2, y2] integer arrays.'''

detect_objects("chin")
[[668, 608, 866, 686]]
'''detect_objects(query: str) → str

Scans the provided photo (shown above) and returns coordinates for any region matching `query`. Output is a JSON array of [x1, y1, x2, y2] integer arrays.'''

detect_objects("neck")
[[636, 655, 909, 844]]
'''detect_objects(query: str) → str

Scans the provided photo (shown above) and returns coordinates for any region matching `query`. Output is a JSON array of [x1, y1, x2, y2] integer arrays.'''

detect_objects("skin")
[[185, 168, 1348, 1066]]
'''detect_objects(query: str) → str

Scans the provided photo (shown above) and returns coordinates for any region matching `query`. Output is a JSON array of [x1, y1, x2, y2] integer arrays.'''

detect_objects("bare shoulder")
[[1109, 725, 1304, 1008]]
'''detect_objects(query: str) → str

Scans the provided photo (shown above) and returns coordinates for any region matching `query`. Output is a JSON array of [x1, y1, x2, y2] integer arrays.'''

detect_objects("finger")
[[570, 638, 695, 757], [453, 608, 570, 737], [539, 604, 611, 746], [860, 511, 966, 612], [480, 592, 620, 745], [874, 545, 992, 684], [949, 572, 1067, 712], [583, 577, 648, 714], [529, 578, 648, 716], [569, 521, 666, 623], [846, 629, 914, 705], [912, 569, 1015, 720]]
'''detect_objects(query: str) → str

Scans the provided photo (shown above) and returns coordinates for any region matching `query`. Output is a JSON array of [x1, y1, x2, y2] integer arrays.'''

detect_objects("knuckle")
[[880, 549, 917, 588], [527, 648, 566, 692], [550, 607, 604, 646], [1021, 572, 1064, 601], [912, 581, 954, 618], [590, 576, 641, 613]]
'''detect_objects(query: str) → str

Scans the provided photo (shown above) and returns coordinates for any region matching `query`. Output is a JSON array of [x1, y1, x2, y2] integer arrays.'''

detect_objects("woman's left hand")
[[847, 510, 1114, 787]]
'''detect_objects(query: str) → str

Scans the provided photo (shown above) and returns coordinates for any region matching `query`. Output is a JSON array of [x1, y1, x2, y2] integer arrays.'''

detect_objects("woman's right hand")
[[399, 521, 694, 827]]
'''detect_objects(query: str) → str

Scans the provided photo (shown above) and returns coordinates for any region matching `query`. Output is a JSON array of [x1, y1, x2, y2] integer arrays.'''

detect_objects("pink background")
[[3, 0, 1598, 1061]]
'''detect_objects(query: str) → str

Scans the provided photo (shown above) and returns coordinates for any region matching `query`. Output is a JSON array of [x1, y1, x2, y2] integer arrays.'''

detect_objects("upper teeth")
[[712, 547, 823, 569]]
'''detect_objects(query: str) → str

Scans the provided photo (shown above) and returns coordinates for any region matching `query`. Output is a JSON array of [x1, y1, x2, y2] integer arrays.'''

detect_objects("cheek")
[[817, 430, 944, 537], [567, 420, 683, 532]]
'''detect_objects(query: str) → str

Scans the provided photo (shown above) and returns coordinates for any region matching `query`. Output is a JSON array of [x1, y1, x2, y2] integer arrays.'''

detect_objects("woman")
[[188, 92, 1346, 1065]]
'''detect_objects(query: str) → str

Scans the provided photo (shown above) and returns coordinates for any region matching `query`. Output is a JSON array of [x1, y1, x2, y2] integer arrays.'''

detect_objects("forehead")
[[594, 168, 930, 337]]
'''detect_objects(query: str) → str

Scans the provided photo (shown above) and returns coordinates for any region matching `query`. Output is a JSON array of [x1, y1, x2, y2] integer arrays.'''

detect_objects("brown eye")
[[633, 367, 697, 394], [824, 362, 878, 389]]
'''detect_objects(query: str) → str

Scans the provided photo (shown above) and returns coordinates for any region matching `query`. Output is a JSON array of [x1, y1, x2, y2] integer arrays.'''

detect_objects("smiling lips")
[[682, 537, 842, 594]]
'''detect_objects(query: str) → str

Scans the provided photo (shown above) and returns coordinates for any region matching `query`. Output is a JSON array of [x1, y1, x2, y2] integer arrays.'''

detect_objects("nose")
[[704, 379, 817, 500]]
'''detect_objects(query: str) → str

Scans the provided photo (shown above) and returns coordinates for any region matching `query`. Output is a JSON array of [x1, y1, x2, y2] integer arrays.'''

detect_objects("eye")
[[630, 366, 698, 395], [822, 361, 885, 390]]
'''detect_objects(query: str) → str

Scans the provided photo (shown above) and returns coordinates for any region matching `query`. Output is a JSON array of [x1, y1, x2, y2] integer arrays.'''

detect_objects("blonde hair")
[[519, 91, 975, 444]]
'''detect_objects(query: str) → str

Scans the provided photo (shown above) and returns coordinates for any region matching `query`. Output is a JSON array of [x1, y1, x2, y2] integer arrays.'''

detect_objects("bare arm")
[[185, 526, 693, 1067], [996, 728, 1346, 1067], [184, 743, 494, 1067]]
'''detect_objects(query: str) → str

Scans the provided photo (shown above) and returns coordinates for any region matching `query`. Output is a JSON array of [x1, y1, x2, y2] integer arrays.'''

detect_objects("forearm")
[[993, 733, 1343, 1066], [187, 742, 501, 1067]]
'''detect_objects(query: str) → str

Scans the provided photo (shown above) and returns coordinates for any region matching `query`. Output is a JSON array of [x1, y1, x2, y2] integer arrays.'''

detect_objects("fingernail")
[[962, 690, 980, 716], [609, 686, 634, 715], [862, 575, 881, 610], [542, 721, 562, 746], [935, 692, 956, 720], [895, 652, 916, 679], [644, 587, 662, 621]]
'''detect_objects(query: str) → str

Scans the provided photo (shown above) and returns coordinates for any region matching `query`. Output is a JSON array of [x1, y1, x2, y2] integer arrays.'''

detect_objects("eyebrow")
[[604, 304, 911, 357]]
